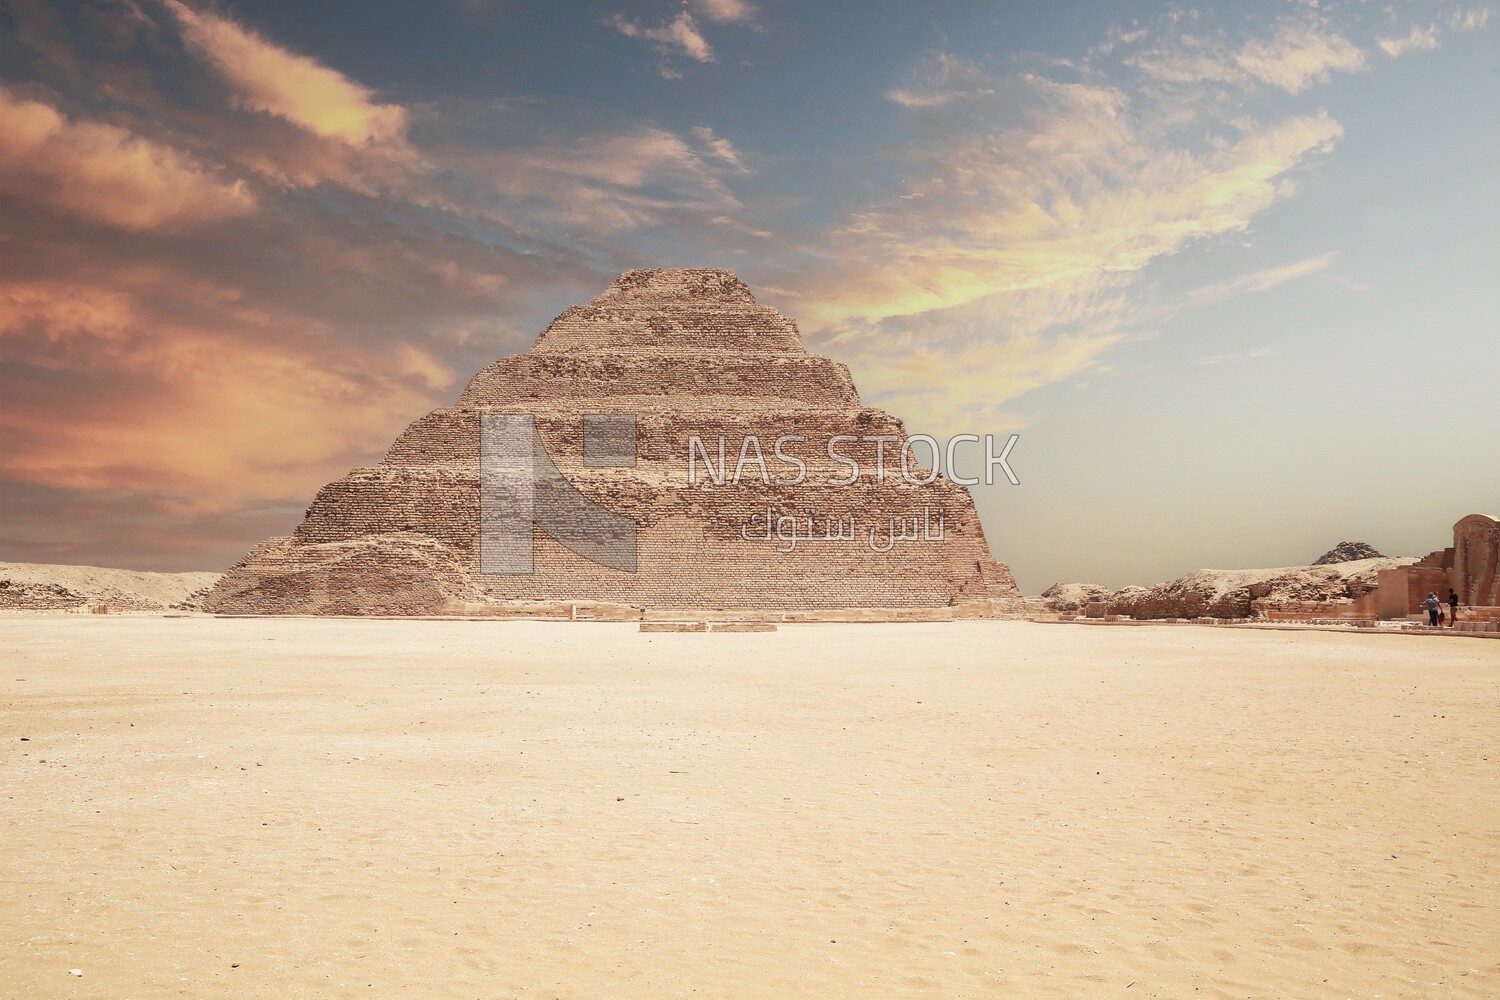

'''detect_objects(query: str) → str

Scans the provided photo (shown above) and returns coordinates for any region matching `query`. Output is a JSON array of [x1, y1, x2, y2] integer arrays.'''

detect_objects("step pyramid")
[[205, 269, 1020, 615]]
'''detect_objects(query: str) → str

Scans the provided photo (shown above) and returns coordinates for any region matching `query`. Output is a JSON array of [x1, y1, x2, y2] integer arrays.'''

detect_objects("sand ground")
[[1, 617, 1496, 999]]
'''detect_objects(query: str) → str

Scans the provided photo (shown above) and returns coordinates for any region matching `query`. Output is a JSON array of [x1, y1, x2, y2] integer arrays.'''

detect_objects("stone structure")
[[206, 269, 1019, 616], [1378, 514, 1500, 619], [1038, 559, 1412, 622], [1036, 516, 1500, 628]]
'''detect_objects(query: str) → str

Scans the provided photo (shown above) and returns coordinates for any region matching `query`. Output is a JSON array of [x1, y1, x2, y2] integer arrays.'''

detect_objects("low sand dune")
[[1, 617, 1496, 997]]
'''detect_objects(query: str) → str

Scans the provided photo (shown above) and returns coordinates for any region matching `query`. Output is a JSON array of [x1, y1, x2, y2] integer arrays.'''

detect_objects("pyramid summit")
[[206, 268, 1020, 616]]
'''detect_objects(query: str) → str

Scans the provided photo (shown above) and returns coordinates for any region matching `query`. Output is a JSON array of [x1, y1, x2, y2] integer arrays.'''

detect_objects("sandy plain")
[[1, 616, 1496, 998]]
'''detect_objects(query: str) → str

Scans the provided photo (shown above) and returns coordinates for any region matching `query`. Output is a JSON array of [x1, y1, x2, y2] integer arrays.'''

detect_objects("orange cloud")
[[0, 85, 255, 231], [0, 278, 455, 502], [163, 0, 409, 148]]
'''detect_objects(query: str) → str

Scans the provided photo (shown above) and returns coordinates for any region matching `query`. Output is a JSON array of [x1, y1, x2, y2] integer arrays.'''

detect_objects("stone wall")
[[1374, 515, 1500, 618], [1452, 514, 1500, 607]]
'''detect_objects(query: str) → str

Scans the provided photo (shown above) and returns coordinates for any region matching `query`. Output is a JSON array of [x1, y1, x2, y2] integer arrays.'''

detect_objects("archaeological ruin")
[[205, 269, 1020, 617], [1376, 513, 1500, 627]]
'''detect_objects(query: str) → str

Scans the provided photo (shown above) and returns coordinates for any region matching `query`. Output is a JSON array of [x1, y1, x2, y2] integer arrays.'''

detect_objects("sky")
[[0, 0, 1496, 591]]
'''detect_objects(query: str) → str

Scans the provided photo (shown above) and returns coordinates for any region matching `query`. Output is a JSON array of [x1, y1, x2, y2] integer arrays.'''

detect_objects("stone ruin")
[[205, 269, 1020, 616], [1037, 515, 1500, 631], [1377, 513, 1500, 627]]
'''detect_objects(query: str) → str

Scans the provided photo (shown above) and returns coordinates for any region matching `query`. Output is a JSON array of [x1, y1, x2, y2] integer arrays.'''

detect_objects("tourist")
[[1448, 589, 1460, 627], [1423, 592, 1441, 627]]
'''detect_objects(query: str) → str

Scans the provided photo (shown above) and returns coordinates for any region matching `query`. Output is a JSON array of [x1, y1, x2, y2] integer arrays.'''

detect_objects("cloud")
[[691, 125, 748, 172], [886, 53, 995, 108], [466, 124, 745, 234], [852, 333, 1125, 437], [1233, 18, 1366, 92], [771, 33, 1347, 436], [794, 77, 1342, 331], [1126, 14, 1366, 94], [0, 0, 1439, 566], [0, 2, 773, 567], [691, 0, 758, 25], [0, 274, 459, 501], [0, 84, 255, 230], [1450, 8, 1491, 32], [1377, 25, 1440, 57], [810, 278, 1137, 437], [1197, 347, 1277, 365], [608, 11, 714, 69], [1180, 252, 1337, 309], [607, 1, 761, 75], [162, 0, 409, 147]]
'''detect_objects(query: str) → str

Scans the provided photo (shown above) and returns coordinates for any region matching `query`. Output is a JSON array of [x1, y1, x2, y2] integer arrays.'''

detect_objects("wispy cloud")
[[1233, 16, 1366, 93], [163, 0, 409, 147], [1181, 252, 1337, 309], [777, 14, 1356, 435], [796, 83, 1341, 331], [609, 0, 764, 77], [886, 53, 995, 108], [691, 125, 748, 172], [608, 11, 714, 74], [1450, 8, 1491, 32], [691, 0, 758, 26], [461, 124, 746, 234], [1197, 347, 1277, 365], [1126, 13, 1366, 94], [1377, 24, 1441, 57]]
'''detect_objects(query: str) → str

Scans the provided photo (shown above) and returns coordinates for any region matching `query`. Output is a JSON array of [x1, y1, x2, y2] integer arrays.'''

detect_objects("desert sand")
[[2, 617, 1496, 998]]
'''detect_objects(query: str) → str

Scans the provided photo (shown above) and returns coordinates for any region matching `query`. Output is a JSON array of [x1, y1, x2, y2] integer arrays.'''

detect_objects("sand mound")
[[0, 562, 221, 612]]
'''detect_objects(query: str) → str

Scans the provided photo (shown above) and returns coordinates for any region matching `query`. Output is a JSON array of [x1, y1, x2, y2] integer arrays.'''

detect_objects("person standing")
[[1423, 592, 1441, 627], [1448, 588, 1460, 628]]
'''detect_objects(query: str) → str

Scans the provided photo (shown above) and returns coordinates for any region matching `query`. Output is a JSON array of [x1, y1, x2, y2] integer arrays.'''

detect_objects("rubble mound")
[[1038, 582, 1113, 613], [1313, 541, 1385, 565], [1043, 557, 1418, 620], [0, 563, 220, 612]]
